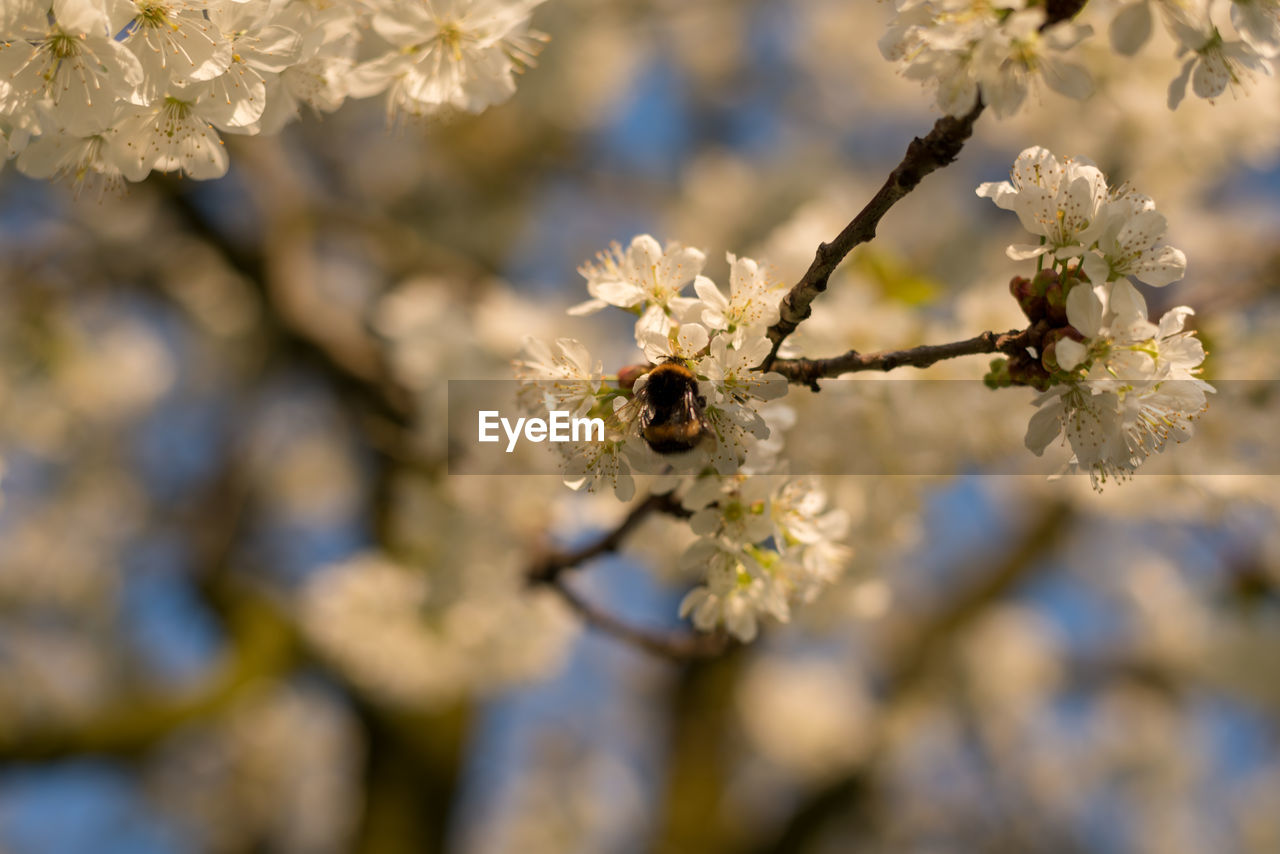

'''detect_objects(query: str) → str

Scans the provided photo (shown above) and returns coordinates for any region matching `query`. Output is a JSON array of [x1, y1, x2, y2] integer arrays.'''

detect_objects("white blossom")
[[258, 1, 358, 133], [202, 0, 304, 132], [1231, 0, 1280, 55], [14, 113, 132, 193], [677, 539, 788, 642], [116, 0, 234, 103], [0, 0, 548, 183], [0, 1, 144, 134], [694, 253, 786, 345], [1027, 280, 1213, 488], [677, 477, 849, 640], [346, 0, 547, 121], [691, 334, 785, 474], [560, 426, 638, 502], [637, 320, 709, 366], [1108, 0, 1274, 107], [513, 336, 603, 419], [114, 91, 231, 179], [688, 475, 775, 543], [697, 333, 787, 411], [1164, 4, 1271, 108], [570, 234, 706, 346], [882, 0, 1094, 118], [1080, 188, 1187, 287], [978, 145, 1187, 290], [976, 145, 1109, 262]]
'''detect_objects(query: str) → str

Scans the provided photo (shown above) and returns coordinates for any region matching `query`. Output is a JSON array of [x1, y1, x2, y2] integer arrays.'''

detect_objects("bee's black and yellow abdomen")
[[643, 421, 707, 454], [636, 360, 708, 454]]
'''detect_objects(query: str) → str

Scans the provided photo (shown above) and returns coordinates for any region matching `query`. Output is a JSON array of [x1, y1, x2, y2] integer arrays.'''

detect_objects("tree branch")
[[547, 577, 729, 661], [527, 491, 690, 585], [525, 492, 722, 660], [761, 99, 985, 368], [771, 327, 1032, 390], [759, 0, 1090, 371], [0, 579, 298, 761]]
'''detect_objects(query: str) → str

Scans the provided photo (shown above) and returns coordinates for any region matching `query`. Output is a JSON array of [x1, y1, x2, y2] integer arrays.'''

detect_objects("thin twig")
[[527, 492, 690, 584], [761, 99, 986, 368], [771, 327, 1033, 390], [525, 492, 719, 661], [759, 0, 1090, 370], [548, 577, 729, 661]]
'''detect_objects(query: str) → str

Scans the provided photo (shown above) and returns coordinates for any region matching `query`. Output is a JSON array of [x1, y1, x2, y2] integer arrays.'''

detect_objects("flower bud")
[[1009, 275, 1046, 322], [1007, 350, 1052, 391], [983, 357, 1013, 389], [1045, 265, 1088, 326], [1023, 269, 1062, 325]]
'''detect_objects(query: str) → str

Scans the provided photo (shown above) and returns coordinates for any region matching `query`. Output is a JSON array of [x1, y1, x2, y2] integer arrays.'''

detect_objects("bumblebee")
[[617, 359, 710, 454]]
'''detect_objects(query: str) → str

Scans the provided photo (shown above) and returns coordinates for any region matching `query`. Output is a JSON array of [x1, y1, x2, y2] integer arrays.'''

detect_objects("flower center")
[[47, 31, 80, 60], [137, 4, 172, 28]]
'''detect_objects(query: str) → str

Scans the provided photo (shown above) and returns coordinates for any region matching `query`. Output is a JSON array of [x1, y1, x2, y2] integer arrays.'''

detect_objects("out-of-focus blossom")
[[881, 0, 1094, 118], [347, 0, 547, 121], [0, 0, 548, 182]]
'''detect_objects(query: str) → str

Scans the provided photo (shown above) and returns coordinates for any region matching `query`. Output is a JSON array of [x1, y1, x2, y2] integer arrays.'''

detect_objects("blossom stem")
[[760, 99, 987, 369], [770, 327, 1033, 390], [527, 491, 691, 584], [525, 494, 726, 660], [545, 576, 730, 661]]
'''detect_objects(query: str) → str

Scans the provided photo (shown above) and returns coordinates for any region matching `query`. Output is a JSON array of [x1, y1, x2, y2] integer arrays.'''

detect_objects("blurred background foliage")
[[3, 1, 1280, 853]]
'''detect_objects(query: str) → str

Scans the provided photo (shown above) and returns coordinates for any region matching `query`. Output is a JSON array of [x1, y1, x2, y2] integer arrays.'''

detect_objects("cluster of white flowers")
[[879, 0, 1095, 118], [1109, 0, 1277, 108], [977, 145, 1188, 286], [676, 476, 850, 642], [0, 0, 546, 186], [515, 234, 852, 640], [880, 0, 1279, 116], [516, 234, 792, 499], [978, 145, 1213, 488], [300, 550, 571, 706]]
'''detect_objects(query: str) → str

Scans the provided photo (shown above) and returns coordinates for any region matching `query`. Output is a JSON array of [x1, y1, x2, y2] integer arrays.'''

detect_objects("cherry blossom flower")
[[570, 234, 707, 345], [0, 0, 549, 182], [676, 476, 849, 640], [1027, 280, 1213, 488], [115, 0, 234, 103], [257, 2, 358, 133], [513, 336, 603, 418], [201, 0, 304, 132], [678, 539, 789, 642], [1230, 0, 1280, 55], [14, 112, 133, 193], [1163, 3, 1271, 108], [695, 253, 786, 345], [978, 146, 1186, 287], [0, 0, 144, 134], [977, 145, 1108, 262], [882, 0, 1094, 118], [346, 0, 547, 120], [1080, 189, 1187, 287], [114, 91, 230, 179]]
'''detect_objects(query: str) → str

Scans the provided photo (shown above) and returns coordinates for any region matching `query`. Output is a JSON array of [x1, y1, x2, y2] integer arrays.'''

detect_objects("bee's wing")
[[603, 393, 646, 441]]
